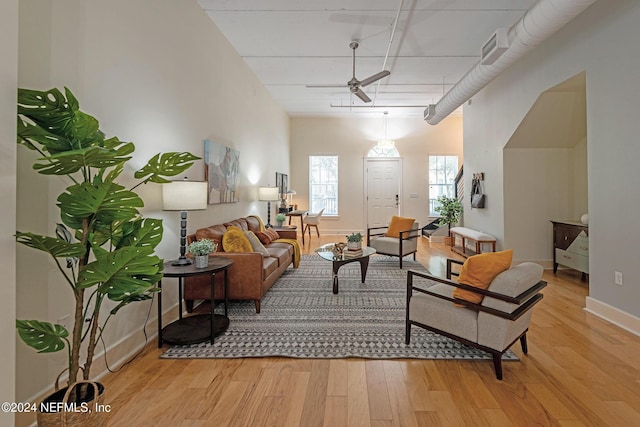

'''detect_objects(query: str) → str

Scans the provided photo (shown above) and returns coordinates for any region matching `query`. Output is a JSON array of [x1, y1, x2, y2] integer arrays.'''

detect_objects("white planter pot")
[[347, 241, 362, 250], [194, 255, 209, 269]]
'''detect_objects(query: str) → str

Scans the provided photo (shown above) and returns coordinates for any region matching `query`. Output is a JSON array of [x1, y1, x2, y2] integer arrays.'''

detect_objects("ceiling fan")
[[306, 41, 391, 103]]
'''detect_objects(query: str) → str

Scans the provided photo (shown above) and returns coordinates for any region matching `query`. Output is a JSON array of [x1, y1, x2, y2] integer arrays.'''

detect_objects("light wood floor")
[[101, 235, 640, 426]]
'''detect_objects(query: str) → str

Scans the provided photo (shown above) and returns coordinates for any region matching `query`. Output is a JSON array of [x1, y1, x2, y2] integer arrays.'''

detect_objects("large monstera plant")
[[15, 87, 199, 387]]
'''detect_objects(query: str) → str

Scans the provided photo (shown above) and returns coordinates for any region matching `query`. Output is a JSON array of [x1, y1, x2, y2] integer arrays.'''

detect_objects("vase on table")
[[194, 255, 208, 268]]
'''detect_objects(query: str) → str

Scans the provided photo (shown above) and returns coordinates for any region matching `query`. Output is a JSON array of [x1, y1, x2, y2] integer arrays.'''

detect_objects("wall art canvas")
[[276, 172, 288, 200], [204, 140, 240, 204]]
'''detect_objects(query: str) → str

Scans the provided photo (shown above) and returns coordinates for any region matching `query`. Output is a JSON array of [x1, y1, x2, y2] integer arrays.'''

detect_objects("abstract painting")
[[204, 140, 240, 204]]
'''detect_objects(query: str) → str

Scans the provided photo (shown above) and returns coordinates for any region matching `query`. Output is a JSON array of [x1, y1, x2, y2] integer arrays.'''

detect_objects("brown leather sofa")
[[184, 216, 296, 313]]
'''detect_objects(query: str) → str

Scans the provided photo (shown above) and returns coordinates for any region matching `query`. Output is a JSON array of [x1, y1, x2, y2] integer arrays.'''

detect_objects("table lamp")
[[162, 180, 208, 266], [259, 186, 279, 228]]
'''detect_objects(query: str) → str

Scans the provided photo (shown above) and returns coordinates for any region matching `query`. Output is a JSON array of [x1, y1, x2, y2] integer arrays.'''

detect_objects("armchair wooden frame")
[[405, 260, 547, 380], [367, 225, 420, 268]]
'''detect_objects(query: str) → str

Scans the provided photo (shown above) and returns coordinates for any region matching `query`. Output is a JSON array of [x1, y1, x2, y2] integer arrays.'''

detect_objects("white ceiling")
[[198, 0, 538, 118]]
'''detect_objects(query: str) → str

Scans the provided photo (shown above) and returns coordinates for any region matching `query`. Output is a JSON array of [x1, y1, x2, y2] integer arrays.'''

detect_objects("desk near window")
[[286, 210, 308, 243]]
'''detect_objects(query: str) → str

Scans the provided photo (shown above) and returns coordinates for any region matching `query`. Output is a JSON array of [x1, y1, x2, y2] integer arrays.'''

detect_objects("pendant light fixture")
[[377, 111, 395, 148]]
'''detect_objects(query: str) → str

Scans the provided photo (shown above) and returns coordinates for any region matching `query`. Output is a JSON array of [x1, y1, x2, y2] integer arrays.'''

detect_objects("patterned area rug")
[[161, 255, 518, 361]]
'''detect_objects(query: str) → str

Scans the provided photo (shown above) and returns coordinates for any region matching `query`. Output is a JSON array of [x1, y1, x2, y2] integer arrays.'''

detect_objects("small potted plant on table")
[[346, 232, 363, 250], [188, 238, 217, 268], [275, 213, 286, 228]]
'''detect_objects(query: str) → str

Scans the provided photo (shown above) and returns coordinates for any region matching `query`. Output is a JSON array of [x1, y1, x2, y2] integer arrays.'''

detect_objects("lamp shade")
[[162, 181, 208, 211], [258, 186, 279, 201]]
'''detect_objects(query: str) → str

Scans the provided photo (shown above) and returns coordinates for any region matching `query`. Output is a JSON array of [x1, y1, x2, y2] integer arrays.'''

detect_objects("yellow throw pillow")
[[453, 250, 513, 305], [222, 226, 253, 253], [385, 216, 415, 238]]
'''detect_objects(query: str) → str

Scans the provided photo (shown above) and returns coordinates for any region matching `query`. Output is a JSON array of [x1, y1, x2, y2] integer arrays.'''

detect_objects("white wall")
[[16, 0, 289, 411], [0, 1, 18, 425], [462, 0, 640, 320], [290, 116, 462, 234]]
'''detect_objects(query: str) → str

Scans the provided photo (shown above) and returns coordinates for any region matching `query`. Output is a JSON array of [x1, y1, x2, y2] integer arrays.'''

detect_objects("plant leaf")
[[77, 246, 163, 301], [58, 181, 143, 230], [15, 232, 87, 259], [134, 152, 201, 183], [114, 218, 164, 249], [17, 116, 74, 153], [17, 87, 103, 151], [33, 146, 132, 176], [109, 290, 159, 315], [16, 320, 68, 353]]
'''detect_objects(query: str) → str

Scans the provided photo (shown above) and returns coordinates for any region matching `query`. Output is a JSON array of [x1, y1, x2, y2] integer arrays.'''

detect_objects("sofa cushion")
[[385, 216, 416, 238], [266, 245, 292, 266], [409, 283, 478, 343], [268, 241, 294, 257], [454, 250, 513, 305], [245, 230, 270, 257], [263, 256, 279, 278], [195, 224, 227, 251], [222, 226, 253, 253], [245, 216, 262, 233], [224, 218, 248, 231]]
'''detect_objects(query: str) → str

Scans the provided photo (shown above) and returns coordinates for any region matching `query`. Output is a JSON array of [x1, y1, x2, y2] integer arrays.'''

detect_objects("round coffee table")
[[315, 244, 376, 294]]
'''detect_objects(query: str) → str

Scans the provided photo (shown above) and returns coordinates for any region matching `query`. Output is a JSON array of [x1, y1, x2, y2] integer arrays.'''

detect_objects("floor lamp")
[[259, 186, 279, 228], [162, 180, 208, 266]]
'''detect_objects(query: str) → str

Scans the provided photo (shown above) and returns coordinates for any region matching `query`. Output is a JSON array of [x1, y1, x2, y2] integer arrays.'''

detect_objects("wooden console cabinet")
[[551, 220, 589, 281]]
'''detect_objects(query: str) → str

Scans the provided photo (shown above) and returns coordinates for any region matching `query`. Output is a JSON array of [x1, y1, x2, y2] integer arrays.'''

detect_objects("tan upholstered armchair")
[[405, 259, 546, 380], [367, 219, 419, 268]]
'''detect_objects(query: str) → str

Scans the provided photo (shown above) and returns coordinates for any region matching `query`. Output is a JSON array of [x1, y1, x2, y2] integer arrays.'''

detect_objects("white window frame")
[[428, 154, 459, 216], [309, 155, 338, 216]]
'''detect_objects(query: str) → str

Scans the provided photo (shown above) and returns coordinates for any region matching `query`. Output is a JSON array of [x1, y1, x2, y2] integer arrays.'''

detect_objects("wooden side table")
[[286, 210, 308, 243], [272, 225, 297, 240], [157, 257, 233, 347]]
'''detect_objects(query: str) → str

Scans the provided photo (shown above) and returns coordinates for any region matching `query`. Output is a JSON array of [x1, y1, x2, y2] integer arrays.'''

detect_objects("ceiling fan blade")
[[353, 88, 371, 103], [360, 70, 391, 87], [305, 84, 348, 88]]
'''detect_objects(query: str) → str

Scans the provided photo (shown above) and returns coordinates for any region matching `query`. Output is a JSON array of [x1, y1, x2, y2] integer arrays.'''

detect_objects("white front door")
[[365, 158, 402, 228]]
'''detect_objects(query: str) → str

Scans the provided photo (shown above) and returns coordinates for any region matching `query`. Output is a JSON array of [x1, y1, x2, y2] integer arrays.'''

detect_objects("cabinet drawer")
[[566, 235, 589, 256], [556, 248, 589, 273]]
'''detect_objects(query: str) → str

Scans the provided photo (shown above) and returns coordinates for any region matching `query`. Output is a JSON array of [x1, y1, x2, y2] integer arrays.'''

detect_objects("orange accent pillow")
[[453, 250, 513, 305], [222, 226, 253, 253], [255, 231, 272, 245], [264, 227, 280, 241], [385, 216, 415, 238]]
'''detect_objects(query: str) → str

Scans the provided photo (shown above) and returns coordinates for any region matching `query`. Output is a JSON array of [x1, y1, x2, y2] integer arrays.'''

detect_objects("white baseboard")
[[585, 297, 640, 337]]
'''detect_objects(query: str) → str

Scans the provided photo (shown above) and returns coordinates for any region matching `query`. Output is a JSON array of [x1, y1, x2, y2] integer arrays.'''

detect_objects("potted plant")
[[188, 238, 217, 268], [275, 213, 286, 228], [434, 195, 463, 245], [15, 87, 199, 423], [346, 232, 363, 250]]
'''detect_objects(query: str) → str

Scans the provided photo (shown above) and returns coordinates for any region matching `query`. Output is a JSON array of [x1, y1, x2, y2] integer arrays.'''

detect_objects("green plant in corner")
[[275, 213, 286, 223], [188, 238, 217, 256], [15, 87, 200, 388], [434, 195, 463, 236], [346, 232, 363, 243]]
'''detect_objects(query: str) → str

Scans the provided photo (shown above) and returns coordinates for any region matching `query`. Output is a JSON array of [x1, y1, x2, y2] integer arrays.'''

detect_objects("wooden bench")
[[449, 227, 497, 257]]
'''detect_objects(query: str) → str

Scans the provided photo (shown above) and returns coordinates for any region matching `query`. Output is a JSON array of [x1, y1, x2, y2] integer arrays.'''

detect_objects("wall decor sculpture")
[[204, 139, 240, 204]]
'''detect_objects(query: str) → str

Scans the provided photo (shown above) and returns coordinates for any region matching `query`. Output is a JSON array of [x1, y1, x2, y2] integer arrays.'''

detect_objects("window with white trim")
[[309, 155, 338, 215], [367, 145, 399, 157], [428, 155, 459, 216]]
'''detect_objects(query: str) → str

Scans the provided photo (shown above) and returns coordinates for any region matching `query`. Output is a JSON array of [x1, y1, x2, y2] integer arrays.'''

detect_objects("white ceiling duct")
[[425, 0, 599, 125]]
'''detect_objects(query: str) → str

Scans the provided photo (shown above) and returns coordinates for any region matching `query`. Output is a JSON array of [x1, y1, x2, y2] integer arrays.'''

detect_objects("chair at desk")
[[303, 209, 324, 239]]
